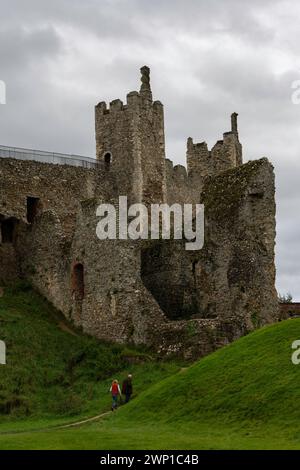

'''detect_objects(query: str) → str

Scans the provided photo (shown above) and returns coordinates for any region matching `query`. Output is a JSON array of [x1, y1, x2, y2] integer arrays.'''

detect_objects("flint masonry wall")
[[141, 239, 199, 321], [148, 158, 279, 357], [0, 66, 279, 359], [199, 158, 278, 326], [0, 154, 278, 358], [165, 159, 201, 205], [70, 198, 168, 345], [0, 158, 112, 235], [144, 160, 277, 316], [0, 158, 115, 313]]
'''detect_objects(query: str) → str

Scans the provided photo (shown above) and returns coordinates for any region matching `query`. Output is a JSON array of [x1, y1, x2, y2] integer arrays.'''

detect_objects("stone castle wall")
[[0, 66, 279, 359], [0, 158, 115, 314]]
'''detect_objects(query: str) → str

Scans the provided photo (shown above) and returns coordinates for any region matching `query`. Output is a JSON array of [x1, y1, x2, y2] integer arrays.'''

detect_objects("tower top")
[[140, 65, 152, 101], [231, 112, 238, 135]]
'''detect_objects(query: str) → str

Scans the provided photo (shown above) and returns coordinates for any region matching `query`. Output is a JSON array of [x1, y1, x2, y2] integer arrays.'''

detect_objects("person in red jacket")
[[110, 379, 121, 411]]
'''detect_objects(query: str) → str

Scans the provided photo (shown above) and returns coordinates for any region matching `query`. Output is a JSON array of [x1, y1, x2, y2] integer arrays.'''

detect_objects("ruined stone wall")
[[0, 67, 279, 360], [165, 159, 201, 205], [0, 244, 19, 283], [186, 113, 243, 180], [0, 213, 20, 283], [15, 211, 71, 314], [69, 198, 168, 345], [0, 154, 279, 359], [0, 157, 114, 315], [0, 158, 112, 235], [165, 113, 243, 208], [141, 240, 199, 321], [186, 139, 212, 179], [140, 158, 279, 358], [154, 316, 246, 359], [197, 157, 279, 327]]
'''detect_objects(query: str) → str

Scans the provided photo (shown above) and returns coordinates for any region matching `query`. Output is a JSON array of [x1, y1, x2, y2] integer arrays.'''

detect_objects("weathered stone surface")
[[0, 67, 279, 358]]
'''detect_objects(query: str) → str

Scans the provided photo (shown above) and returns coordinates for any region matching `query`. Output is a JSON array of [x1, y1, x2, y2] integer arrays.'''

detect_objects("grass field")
[[1, 283, 300, 449], [0, 283, 183, 432]]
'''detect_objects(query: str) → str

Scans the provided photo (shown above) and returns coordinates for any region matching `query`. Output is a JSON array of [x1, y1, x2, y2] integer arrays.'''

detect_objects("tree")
[[278, 292, 293, 304]]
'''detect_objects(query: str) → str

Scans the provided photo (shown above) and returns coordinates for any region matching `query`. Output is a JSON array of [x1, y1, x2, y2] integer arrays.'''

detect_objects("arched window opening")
[[104, 152, 112, 170], [72, 263, 84, 300]]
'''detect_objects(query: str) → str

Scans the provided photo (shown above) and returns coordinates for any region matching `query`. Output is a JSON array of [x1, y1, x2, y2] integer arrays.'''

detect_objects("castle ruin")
[[0, 67, 279, 358]]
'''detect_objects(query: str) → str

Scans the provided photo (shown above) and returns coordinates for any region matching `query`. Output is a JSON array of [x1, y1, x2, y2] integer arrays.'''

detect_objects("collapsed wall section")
[[140, 158, 279, 359], [186, 113, 243, 181], [198, 157, 279, 327]]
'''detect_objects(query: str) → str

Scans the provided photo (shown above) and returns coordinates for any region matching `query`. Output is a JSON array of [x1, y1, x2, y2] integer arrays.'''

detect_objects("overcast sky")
[[0, 0, 300, 298]]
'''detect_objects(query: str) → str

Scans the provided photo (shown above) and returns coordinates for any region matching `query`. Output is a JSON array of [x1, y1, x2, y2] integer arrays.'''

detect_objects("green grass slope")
[[1, 283, 300, 449], [0, 283, 181, 431], [121, 317, 300, 429], [101, 316, 300, 449]]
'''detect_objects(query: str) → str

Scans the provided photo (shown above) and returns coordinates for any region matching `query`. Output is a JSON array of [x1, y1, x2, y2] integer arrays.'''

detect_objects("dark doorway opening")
[[27, 197, 40, 224], [1, 218, 16, 243], [141, 243, 199, 320], [72, 263, 84, 300]]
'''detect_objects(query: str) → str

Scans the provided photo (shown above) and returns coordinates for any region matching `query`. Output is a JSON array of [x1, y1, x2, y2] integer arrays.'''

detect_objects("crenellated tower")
[[95, 66, 166, 205]]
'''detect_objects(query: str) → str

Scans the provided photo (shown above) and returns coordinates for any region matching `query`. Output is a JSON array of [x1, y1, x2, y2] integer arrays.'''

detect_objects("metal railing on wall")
[[0, 144, 102, 169]]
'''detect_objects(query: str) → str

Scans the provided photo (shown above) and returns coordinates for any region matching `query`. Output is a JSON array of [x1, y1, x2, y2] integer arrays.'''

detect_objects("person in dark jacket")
[[122, 374, 133, 403]]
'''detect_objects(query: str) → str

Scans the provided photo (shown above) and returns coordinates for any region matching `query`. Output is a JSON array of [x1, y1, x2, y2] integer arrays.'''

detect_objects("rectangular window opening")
[[27, 197, 40, 223]]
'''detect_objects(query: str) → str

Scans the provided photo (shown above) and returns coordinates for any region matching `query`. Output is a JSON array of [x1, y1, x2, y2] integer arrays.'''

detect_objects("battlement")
[[96, 67, 244, 204], [186, 113, 243, 179], [95, 89, 163, 117], [95, 66, 166, 205]]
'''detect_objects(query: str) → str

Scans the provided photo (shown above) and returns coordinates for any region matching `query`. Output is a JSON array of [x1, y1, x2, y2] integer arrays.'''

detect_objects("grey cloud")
[[0, 0, 300, 297]]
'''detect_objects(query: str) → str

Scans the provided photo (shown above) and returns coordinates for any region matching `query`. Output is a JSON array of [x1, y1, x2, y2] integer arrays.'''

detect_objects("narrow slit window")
[[27, 197, 40, 224], [72, 263, 84, 300]]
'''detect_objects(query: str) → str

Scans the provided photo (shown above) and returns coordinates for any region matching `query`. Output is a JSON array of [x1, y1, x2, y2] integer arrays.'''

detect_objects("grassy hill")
[[1, 283, 300, 449], [122, 315, 300, 428], [0, 282, 182, 429]]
